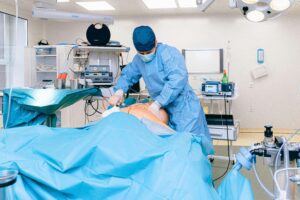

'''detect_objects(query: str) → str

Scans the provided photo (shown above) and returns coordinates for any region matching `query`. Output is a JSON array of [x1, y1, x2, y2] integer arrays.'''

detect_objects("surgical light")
[[232, 0, 295, 22], [246, 10, 265, 22], [242, 0, 258, 4], [270, 0, 291, 11]]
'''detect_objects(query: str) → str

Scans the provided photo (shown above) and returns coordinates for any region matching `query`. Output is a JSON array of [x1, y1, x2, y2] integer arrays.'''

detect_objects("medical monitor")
[[182, 48, 223, 74]]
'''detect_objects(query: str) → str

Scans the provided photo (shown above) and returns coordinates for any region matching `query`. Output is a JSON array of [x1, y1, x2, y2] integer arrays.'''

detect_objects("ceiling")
[[1, 0, 300, 17]]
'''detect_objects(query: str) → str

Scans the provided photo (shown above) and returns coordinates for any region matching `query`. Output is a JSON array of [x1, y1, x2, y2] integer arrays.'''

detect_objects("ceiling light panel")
[[76, 1, 115, 11], [178, 0, 197, 8], [142, 0, 177, 9], [57, 0, 70, 2]]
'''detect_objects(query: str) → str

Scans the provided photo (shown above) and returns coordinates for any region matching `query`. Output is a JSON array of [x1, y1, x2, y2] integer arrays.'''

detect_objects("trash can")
[[0, 169, 18, 200]]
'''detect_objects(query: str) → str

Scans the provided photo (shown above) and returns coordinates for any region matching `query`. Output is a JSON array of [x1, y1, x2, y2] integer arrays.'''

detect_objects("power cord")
[[84, 98, 102, 117], [213, 95, 231, 183], [5, 0, 18, 129]]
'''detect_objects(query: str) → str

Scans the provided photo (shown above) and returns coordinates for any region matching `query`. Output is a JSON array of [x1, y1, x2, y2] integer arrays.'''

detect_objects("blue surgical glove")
[[108, 89, 124, 106]]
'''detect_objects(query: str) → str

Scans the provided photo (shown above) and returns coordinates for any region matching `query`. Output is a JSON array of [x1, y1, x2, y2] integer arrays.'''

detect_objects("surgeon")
[[109, 26, 212, 144]]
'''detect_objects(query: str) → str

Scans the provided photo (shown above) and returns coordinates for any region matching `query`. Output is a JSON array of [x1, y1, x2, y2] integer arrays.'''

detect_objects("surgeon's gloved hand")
[[148, 101, 162, 120], [108, 89, 124, 106]]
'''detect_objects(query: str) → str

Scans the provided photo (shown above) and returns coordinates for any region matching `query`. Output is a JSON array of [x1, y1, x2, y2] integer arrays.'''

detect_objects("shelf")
[[76, 46, 130, 53], [34, 45, 75, 48], [73, 57, 88, 59], [36, 55, 56, 57], [71, 70, 84, 73], [198, 94, 238, 101], [36, 71, 57, 73]]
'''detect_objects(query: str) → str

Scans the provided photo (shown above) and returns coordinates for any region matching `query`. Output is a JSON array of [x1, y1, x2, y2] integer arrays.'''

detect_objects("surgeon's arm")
[[114, 57, 142, 93], [156, 48, 188, 106]]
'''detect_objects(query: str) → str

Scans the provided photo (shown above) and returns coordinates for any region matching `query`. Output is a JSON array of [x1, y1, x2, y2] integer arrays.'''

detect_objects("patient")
[[120, 103, 169, 127]]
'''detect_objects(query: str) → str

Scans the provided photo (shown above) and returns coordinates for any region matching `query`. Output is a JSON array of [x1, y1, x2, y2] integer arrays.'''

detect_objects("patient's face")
[[120, 103, 169, 126]]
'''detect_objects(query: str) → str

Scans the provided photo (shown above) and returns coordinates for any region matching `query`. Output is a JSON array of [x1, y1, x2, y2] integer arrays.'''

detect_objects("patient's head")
[[120, 103, 169, 126]]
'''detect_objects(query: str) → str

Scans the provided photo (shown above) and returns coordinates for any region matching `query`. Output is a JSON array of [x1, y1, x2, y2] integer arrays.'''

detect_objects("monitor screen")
[[183, 49, 223, 74], [205, 85, 218, 93]]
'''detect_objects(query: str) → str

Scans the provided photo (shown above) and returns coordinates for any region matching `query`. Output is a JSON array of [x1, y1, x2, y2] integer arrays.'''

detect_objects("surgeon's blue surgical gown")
[[115, 43, 211, 143]]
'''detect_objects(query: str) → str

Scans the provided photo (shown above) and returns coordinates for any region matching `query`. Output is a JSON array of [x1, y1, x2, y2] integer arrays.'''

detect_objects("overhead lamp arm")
[[196, 0, 215, 12]]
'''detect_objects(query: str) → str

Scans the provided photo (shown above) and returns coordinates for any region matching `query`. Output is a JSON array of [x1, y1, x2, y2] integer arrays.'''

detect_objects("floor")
[[214, 129, 300, 146], [212, 130, 300, 200], [212, 145, 273, 200]]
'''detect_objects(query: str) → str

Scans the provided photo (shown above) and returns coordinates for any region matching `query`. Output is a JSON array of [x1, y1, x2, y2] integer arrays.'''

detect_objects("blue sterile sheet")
[[217, 169, 254, 200], [2, 88, 100, 128], [0, 112, 253, 200]]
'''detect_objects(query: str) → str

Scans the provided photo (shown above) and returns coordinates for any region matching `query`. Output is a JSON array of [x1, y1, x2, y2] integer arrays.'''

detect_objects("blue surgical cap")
[[133, 26, 156, 52]]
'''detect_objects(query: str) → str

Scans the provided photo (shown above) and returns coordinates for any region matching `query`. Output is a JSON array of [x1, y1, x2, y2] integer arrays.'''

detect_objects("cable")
[[274, 129, 300, 171], [63, 45, 78, 72], [5, 0, 18, 129], [85, 100, 97, 116], [213, 95, 230, 183], [274, 167, 300, 196], [84, 97, 103, 117], [273, 129, 300, 193], [67, 46, 78, 61], [253, 161, 275, 198], [120, 53, 124, 66], [84, 96, 96, 117], [90, 100, 102, 114]]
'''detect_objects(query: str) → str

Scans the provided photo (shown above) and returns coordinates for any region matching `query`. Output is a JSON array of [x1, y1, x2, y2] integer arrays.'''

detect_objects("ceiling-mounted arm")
[[32, 0, 114, 24], [33, 0, 57, 9], [228, 0, 237, 8], [196, 0, 215, 12]]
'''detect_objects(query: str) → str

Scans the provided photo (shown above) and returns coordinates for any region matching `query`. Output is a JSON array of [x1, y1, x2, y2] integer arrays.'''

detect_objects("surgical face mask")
[[138, 52, 155, 63]]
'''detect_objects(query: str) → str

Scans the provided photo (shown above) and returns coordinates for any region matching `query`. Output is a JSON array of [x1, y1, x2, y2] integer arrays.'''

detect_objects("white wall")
[[0, 2, 45, 47], [43, 13, 300, 129], [0, 2, 45, 87]]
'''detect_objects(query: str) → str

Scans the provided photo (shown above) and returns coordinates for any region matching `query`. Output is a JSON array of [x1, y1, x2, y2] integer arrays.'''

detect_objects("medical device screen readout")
[[205, 85, 218, 93]]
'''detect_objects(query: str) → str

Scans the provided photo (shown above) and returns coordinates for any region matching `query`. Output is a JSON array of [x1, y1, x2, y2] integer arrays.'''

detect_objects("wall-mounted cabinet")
[[30, 45, 74, 88], [69, 46, 129, 87]]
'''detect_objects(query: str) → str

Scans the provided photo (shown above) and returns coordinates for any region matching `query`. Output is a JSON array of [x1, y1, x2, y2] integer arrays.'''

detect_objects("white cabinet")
[[69, 46, 129, 87], [31, 45, 73, 88]]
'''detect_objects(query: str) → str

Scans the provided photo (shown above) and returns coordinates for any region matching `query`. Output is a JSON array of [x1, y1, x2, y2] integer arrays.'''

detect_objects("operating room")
[[0, 0, 300, 199]]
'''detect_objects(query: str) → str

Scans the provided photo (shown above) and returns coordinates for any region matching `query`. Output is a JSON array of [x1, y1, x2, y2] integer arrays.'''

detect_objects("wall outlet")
[[251, 66, 268, 79]]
